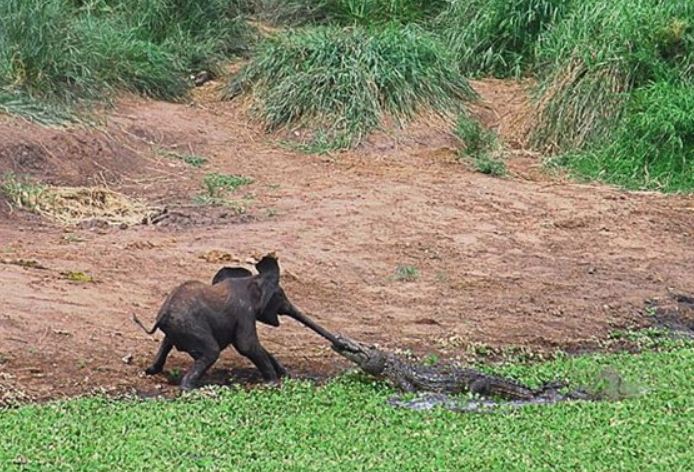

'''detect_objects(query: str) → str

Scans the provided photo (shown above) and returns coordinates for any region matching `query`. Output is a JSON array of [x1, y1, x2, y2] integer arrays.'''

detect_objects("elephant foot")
[[144, 366, 162, 376], [179, 381, 196, 391]]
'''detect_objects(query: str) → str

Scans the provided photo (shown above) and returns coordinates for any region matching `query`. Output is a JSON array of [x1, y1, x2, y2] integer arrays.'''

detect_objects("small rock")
[[588, 267, 596, 274], [121, 353, 133, 365], [193, 71, 212, 86]]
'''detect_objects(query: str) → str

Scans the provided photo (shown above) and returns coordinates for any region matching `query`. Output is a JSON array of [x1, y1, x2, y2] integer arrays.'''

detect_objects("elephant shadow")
[[162, 365, 326, 388]]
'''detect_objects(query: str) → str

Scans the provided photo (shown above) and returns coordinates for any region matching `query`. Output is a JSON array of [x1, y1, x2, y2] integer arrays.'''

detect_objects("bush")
[[455, 114, 506, 176], [245, 0, 446, 26], [240, 0, 333, 26], [439, 0, 574, 77], [0, 0, 250, 120], [323, 0, 447, 25], [556, 82, 693, 192], [531, 0, 694, 152], [228, 24, 476, 150]]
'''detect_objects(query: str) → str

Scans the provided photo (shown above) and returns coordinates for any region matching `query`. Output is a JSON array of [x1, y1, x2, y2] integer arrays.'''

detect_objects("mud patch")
[[144, 206, 256, 229], [0, 142, 53, 174], [647, 290, 694, 338]]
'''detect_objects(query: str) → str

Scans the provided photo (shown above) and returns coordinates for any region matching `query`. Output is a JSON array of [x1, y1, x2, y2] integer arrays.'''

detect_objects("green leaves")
[[228, 24, 476, 151], [1, 348, 693, 470]]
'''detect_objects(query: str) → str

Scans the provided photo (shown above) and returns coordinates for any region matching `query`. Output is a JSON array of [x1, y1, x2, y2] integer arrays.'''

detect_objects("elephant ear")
[[250, 254, 282, 326], [255, 255, 280, 281], [212, 267, 253, 285]]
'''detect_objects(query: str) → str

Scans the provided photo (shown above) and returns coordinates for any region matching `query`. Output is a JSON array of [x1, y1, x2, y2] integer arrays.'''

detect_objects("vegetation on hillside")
[[531, 0, 693, 191], [228, 24, 476, 150], [0, 0, 690, 187], [0, 0, 250, 122], [438, 0, 575, 78]]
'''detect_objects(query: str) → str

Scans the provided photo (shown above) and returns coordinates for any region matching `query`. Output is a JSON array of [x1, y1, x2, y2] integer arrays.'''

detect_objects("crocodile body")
[[332, 334, 576, 401]]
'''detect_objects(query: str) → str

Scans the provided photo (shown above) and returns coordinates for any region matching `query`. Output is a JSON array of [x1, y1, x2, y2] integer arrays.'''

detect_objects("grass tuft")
[[322, 0, 448, 26], [438, 0, 574, 78], [530, 0, 693, 191], [531, 0, 693, 152], [227, 24, 476, 150], [244, 0, 447, 26], [455, 114, 506, 176], [393, 264, 419, 281], [552, 82, 693, 191], [0, 173, 45, 211], [157, 148, 208, 168], [203, 173, 254, 197], [193, 173, 254, 210], [0, 0, 251, 122]]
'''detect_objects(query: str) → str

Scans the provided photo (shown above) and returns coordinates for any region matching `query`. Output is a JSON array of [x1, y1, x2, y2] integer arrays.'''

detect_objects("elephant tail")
[[132, 313, 159, 335]]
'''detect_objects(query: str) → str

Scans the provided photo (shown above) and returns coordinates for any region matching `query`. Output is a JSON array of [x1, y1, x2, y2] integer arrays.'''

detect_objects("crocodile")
[[331, 334, 590, 402]]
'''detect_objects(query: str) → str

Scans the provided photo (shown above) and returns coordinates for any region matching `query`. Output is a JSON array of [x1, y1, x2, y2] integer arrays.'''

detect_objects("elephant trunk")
[[281, 302, 342, 346]]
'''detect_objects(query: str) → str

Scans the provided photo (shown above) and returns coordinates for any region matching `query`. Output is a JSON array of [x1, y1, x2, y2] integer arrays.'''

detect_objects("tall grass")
[[0, 0, 250, 121], [241, 0, 333, 26], [530, 0, 693, 191], [554, 82, 693, 192], [531, 0, 693, 152], [243, 0, 446, 26], [324, 0, 447, 25], [227, 24, 476, 150], [438, 0, 574, 77]]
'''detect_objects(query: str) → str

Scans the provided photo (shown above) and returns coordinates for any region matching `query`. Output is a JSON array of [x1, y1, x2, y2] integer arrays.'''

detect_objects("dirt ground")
[[0, 80, 692, 402]]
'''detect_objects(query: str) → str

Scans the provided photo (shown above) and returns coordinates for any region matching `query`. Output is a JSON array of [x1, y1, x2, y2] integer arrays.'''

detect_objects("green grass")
[[1, 347, 693, 470], [393, 264, 419, 281], [193, 172, 254, 209], [203, 173, 254, 197], [551, 82, 693, 191], [322, 0, 448, 26], [227, 24, 476, 150], [157, 148, 209, 168], [455, 114, 506, 176], [531, 0, 693, 151], [472, 154, 507, 177], [529, 0, 693, 191], [244, 0, 447, 26], [438, 0, 575, 78], [242, 0, 333, 26], [0, 173, 45, 211], [0, 0, 251, 122]]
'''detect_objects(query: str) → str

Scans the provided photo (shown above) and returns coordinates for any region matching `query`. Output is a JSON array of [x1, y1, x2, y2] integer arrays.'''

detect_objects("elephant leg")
[[234, 340, 278, 382], [233, 320, 279, 382], [180, 344, 220, 390], [145, 337, 173, 375], [268, 352, 288, 378]]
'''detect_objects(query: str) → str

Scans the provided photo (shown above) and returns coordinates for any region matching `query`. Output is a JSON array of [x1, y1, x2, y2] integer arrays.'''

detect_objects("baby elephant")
[[134, 255, 291, 389], [134, 254, 340, 390]]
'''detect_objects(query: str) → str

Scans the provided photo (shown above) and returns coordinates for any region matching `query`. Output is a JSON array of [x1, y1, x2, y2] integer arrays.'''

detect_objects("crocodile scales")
[[331, 334, 590, 403]]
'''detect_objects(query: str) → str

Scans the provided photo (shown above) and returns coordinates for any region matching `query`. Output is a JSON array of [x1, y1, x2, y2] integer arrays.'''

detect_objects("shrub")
[[243, 0, 446, 26], [227, 24, 476, 150], [455, 114, 506, 176], [438, 0, 574, 77], [531, 0, 694, 152], [556, 82, 693, 192], [0, 0, 250, 120]]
